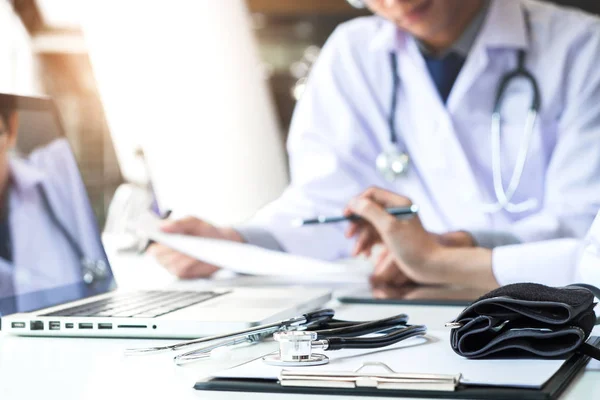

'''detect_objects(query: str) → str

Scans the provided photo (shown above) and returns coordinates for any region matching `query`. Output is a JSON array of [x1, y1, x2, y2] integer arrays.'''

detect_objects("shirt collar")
[[369, 0, 528, 54], [368, 17, 403, 53], [9, 156, 45, 196]]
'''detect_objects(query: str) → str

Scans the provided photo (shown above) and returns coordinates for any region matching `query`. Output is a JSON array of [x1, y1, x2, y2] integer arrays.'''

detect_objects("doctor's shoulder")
[[27, 138, 71, 168], [525, 0, 600, 47], [320, 16, 394, 64], [27, 138, 80, 188]]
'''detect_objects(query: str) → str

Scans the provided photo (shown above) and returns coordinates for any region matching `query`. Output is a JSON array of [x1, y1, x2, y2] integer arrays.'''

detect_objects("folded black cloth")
[[449, 283, 600, 360]]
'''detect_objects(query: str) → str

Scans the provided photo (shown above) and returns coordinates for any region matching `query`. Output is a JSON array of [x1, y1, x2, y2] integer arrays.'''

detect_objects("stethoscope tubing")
[[125, 309, 336, 356], [37, 184, 107, 284], [325, 323, 427, 350], [385, 48, 540, 213], [310, 313, 409, 338]]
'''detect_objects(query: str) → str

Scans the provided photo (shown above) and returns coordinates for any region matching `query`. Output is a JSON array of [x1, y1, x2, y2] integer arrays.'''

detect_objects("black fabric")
[[449, 283, 599, 360], [0, 217, 11, 262]]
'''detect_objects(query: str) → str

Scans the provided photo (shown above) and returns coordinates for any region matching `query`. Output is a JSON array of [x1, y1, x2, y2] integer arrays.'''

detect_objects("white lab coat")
[[0, 139, 108, 313], [244, 0, 600, 284], [498, 210, 600, 287], [577, 212, 600, 286]]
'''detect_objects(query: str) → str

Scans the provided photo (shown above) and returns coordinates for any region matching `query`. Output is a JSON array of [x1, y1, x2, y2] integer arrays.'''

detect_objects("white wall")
[[82, 0, 289, 225], [0, 1, 41, 95]]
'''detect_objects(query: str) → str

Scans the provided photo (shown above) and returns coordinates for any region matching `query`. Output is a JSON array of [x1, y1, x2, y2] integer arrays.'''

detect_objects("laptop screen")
[[0, 94, 116, 317]]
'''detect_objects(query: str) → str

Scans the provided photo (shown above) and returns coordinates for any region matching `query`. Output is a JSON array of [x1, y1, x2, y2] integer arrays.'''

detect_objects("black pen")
[[293, 205, 419, 227]]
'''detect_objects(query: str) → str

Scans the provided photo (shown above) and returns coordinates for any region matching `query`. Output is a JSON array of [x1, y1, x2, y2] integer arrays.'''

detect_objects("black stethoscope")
[[126, 309, 427, 366], [263, 311, 427, 366], [37, 184, 109, 285], [376, 16, 541, 214]]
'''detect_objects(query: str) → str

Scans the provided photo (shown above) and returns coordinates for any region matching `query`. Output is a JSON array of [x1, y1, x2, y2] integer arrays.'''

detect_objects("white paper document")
[[212, 330, 566, 389], [141, 228, 371, 282]]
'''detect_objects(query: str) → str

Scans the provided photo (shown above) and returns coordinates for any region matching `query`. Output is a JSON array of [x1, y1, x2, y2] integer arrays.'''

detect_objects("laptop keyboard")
[[42, 291, 225, 318]]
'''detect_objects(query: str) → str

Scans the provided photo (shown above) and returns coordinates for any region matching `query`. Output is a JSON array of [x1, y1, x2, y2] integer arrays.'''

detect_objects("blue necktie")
[[423, 52, 465, 103]]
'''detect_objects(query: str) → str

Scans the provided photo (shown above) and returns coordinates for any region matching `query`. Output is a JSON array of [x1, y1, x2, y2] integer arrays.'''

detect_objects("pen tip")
[[291, 218, 304, 227], [411, 204, 419, 213]]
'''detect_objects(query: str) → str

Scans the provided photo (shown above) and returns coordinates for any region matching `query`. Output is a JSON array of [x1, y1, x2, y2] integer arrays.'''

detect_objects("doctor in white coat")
[[0, 108, 110, 315], [149, 0, 600, 282]]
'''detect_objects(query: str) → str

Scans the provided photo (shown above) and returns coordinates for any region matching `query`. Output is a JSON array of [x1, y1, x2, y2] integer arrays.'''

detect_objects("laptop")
[[0, 94, 331, 338]]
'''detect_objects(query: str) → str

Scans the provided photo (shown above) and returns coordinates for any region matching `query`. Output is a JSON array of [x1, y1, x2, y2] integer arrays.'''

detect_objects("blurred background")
[[4, 0, 599, 230]]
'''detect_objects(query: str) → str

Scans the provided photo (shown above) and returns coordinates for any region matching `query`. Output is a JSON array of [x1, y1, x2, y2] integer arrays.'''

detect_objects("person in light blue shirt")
[[149, 0, 600, 289], [0, 107, 109, 313]]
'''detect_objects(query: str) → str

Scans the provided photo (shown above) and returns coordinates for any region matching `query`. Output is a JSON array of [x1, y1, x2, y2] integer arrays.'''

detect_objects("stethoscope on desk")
[[37, 184, 109, 285], [124, 309, 427, 366], [378, 23, 540, 214]]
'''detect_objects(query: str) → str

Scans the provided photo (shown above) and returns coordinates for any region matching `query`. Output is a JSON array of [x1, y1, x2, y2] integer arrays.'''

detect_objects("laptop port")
[[78, 323, 93, 329], [11, 322, 25, 328], [98, 323, 112, 330], [65, 323, 74, 329], [49, 321, 61, 330], [30, 321, 44, 330], [117, 325, 147, 329]]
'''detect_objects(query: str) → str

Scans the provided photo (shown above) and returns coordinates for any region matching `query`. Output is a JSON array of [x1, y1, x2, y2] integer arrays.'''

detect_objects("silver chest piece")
[[263, 331, 329, 366], [376, 150, 410, 182]]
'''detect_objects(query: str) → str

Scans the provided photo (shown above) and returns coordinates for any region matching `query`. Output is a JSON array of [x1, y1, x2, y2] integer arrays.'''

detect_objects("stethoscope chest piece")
[[263, 331, 329, 366], [376, 150, 410, 182], [81, 258, 109, 285]]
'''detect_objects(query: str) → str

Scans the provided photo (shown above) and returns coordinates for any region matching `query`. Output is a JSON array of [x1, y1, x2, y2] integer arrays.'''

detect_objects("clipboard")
[[194, 337, 599, 400]]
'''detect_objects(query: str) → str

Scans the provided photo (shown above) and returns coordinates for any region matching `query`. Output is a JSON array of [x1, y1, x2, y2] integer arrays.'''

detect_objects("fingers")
[[146, 243, 219, 279], [345, 188, 411, 239], [360, 187, 412, 208], [168, 254, 219, 279], [160, 216, 212, 236], [352, 224, 379, 257], [345, 221, 361, 239], [347, 197, 397, 234], [370, 249, 410, 287]]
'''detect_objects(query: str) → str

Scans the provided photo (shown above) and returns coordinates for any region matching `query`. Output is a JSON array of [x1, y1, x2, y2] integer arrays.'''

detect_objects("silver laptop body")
[[0, 94, 331, 338]]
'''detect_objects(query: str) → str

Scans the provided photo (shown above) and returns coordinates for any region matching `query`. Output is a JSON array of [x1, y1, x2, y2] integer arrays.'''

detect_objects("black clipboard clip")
[[279, 362, 461, 392]]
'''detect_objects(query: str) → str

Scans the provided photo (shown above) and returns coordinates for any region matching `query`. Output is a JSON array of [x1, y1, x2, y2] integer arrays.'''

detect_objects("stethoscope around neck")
[[37, 184, 109, 285], [379, 48, 541, 214]]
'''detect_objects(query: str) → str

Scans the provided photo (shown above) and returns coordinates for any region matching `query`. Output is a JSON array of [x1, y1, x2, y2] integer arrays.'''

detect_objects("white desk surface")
[[1, 249, 599, 400]]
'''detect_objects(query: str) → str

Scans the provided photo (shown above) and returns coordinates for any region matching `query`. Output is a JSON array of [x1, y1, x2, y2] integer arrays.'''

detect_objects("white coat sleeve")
[[239, 26, 385, 260], [575, 212, 600, 287], [494, 211, 600, 288], [505, 24, 600, 243], [492, 239, 583, 287]]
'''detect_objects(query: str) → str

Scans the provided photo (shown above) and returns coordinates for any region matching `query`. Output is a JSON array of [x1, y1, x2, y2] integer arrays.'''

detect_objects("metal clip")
[[279, 361, 461, 391], [445, 322, 463, 329]]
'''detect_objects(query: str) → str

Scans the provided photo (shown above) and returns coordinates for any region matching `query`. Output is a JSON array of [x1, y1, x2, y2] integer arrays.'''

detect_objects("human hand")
[[146, 217, 244, 279], [368, 230, 475, 287], [370, 246, 411, 287], [345, 187, 497, 289], [345, 187, 453, 285]]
